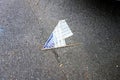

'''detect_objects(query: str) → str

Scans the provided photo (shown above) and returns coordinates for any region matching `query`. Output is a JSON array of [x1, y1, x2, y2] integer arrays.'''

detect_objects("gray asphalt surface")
[[0, 0, 120, 80]]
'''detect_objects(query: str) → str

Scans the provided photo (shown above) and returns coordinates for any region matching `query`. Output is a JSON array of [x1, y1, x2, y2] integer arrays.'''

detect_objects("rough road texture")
[[0, 0, 120, 80]]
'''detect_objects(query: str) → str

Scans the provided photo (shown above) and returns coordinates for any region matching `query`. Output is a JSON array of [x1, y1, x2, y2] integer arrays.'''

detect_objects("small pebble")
[[59, 64, 63, 67], [116, 65, 119, 68]]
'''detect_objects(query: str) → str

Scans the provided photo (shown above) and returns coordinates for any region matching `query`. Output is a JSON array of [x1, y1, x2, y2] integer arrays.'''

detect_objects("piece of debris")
[[59, 63, 63, 67]]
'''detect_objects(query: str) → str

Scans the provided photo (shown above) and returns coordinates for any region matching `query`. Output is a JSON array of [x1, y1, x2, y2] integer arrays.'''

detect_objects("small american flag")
[[43, 20, 73, 49]]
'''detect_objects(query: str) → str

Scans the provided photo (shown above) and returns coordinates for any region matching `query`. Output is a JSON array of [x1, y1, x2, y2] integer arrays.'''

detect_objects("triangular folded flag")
[[43, 20, 73, 49]]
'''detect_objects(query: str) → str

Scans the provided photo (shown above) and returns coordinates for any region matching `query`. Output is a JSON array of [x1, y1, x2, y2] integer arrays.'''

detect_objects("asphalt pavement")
[[0, 0, 120, 80]]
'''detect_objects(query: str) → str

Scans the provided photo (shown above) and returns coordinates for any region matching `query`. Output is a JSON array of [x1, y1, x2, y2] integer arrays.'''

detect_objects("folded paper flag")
[[43, 20, 73, 49]]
